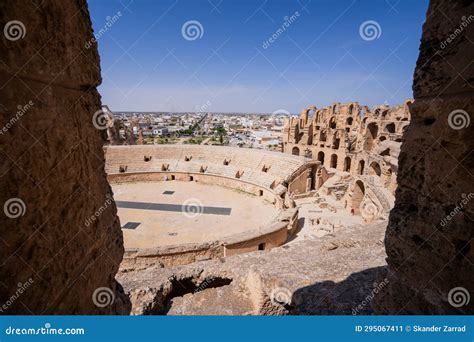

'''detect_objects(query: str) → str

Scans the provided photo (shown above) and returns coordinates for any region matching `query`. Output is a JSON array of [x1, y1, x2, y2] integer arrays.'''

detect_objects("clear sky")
[[87, 0, 429, 113]]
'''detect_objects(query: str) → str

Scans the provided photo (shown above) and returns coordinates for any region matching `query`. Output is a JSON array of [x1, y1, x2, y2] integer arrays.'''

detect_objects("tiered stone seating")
[[104, 145, 307, 191]]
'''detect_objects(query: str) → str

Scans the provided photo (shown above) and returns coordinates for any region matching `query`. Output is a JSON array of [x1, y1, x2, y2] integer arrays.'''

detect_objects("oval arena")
[[105, 145, 319, 268]]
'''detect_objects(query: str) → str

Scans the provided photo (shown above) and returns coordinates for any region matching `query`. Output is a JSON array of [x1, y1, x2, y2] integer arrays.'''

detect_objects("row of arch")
[[319, 153, 381, 177], [292, 146, 384, 177]]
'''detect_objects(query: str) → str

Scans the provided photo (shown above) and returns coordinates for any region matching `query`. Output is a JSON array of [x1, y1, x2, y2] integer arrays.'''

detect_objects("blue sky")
[[87, 0, 429, 113]]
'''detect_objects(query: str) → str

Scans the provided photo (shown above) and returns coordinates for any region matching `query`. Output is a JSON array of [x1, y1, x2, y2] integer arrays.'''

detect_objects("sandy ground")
[[112, 181, 279, 248]]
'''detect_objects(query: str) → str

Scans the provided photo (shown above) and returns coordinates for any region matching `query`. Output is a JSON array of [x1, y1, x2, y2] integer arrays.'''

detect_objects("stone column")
[[374, 0, 474, 314], [0, 1, 130, 314]]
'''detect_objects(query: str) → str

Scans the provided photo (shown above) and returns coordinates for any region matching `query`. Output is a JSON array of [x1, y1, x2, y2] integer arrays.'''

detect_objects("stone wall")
[[0, 1, 129, 314], [375, 0, 474, 314]]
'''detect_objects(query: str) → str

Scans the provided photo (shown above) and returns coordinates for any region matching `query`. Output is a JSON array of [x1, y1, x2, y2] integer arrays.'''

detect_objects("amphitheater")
[[102, 101, 412, 313], [105, 145, 317, 269], [104, 101, 407, 269]]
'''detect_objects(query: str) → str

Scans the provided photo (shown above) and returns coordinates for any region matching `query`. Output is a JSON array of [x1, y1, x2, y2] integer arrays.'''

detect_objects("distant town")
[[104, 106, 290, 151]]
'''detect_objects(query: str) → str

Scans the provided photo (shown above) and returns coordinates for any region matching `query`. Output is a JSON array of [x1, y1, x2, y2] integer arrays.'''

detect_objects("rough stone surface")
[[118, 221, 387, 315], [0, 1, 130, 314], [374, 0, 474, 314]]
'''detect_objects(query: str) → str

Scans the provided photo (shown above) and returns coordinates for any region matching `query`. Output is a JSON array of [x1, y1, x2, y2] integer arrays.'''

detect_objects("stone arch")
[[369, 161, 381, 176], [346, 117, 353, 126], [320, 130, 327, 142], [351, 180, 365, 214], [343, 156, 351, 172], [361, 117, 368, 129], [332, 133, 341, 149], [292, 146, 300, 156], [317, 151, 325, 165], [365, 122, 378, 150], [329, 116, 337, 129], [385, 122, 396, 133], [357, 160, 365, 175], [315, 111, 323, 123], [330, 154, 338, 168]]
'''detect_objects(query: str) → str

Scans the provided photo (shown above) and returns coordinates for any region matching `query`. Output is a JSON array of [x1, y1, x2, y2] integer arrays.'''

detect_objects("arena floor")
[[111, 181, 279, 248]]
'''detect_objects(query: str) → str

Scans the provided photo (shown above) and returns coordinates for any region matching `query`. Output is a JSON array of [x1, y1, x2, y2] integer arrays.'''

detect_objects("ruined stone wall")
[[0, 1, 129, 314], [374, 0, 474, 314], [283, 101, 409, 189]]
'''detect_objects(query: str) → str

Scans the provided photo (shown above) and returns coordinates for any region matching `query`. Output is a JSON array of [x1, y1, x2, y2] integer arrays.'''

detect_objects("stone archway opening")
[[385, 123, 396, 133], [357, 160, 365, 175], [351, 180, 365, 214], [369, 161, 381, 177], [365, 123, 378, 150], [343, 157, 351, 172], [292, 146, 300, 156], [317, 151, 325, 165], [330, 154, 338, 169]]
